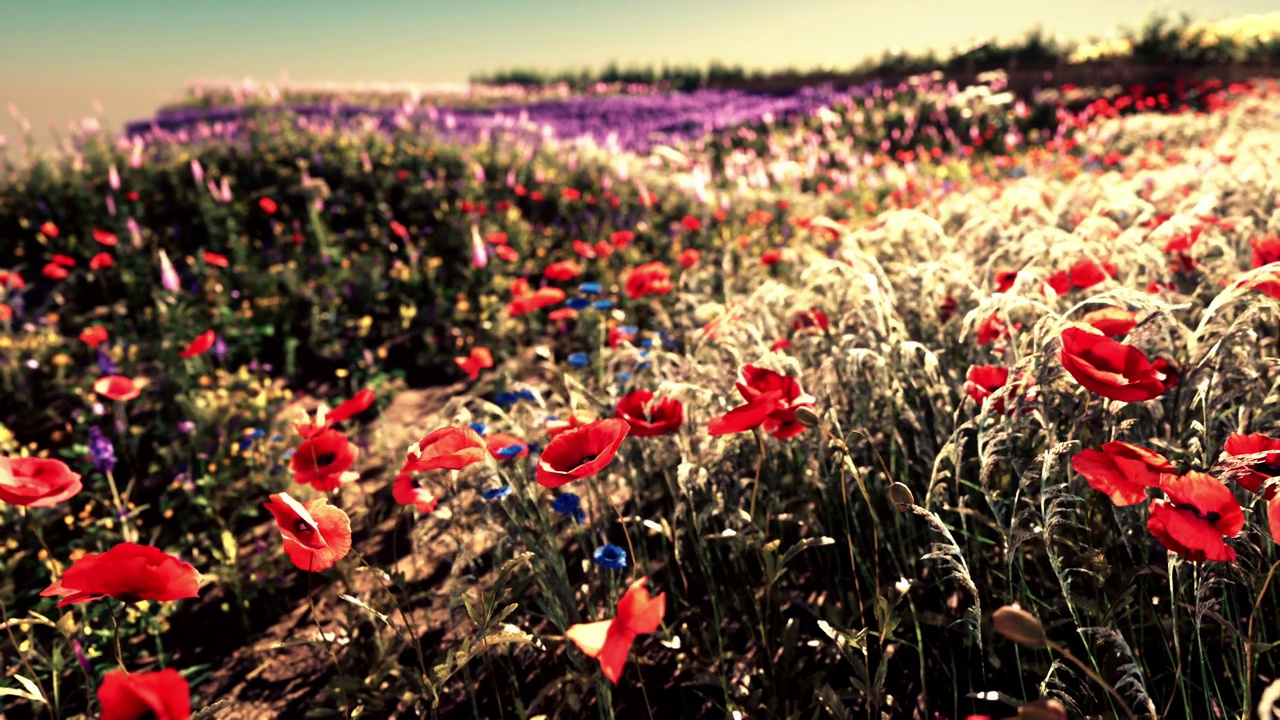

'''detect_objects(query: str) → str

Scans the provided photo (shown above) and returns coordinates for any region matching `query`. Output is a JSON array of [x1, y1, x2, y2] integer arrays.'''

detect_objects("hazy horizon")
[[1, 0, 1272, 143]]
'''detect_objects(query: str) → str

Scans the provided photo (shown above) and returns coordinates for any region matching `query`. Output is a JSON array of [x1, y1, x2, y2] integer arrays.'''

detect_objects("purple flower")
[[87, 426, 116, 474], [96, 347, 117, 375], [212, 336, 227, 361]]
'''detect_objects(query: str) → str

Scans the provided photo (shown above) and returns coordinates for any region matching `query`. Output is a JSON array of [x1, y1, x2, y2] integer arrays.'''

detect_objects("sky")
[[0, 0, 1273, 142]]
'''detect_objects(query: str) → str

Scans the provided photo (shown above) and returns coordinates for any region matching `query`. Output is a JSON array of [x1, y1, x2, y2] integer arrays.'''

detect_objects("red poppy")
[[573, 239, 598, 259], [455, 347, 494, 380], [976, 312, 1019, 345], [1059, 327, 1169, 403], [0, 456, 83, 507], [0, 270, 25, 290], [747, 210, 773, 226], [616, 390, 684, 437], [39, 221, 59, 239], [264, 492, 352, 572], [1147, 471, 1244, 563], [709, 364, 815, 439], [608, 325, 635, 348], [495, 245, 519, 262], [486, 432, 529, 460], [0, 304, 10, 321], [92, 229, 119, 247], [94, 375, 141, 402], [389, 220, 408, 238], [938, 295, 959, 323], [547, 414, 591, 438], [544, 260, 583, 282], [1048, 258, 1118, 294], [561, 187, 582, 201], [98, 668, 191, 720], [258, 197, 278, 214], [89, 252, 114, 271], [963, 365, 1009, 409], [594, 240, 615, 258], [113, 670, 198, 719], [536, 418, 630, 488], [178, 330, 216, 359], [507, 286, 566, 316], [1222, 433, 1280, 497], [770, 338, 791, 352], [610, 230, 635, 248], [486, 231, 508, 245], [678, 248, 700, 268], [761, 249, 783, 266], [565, 576, 665, 684], [994, 269, 1018, 293], [202, 251, 229, 267], [80, 325, 109, 348], [1080, 307, 1137, 336], [792, 309, 830, 333], [42, 263, 69, 280], [291, 428, 359, 492], [1071, 441, 1175, 506], [40, 542, 202, 607], [403, 426, 487, 472], [549, 307, 579, 322], [680, 215, 702, 232], [1251, 235, 1280, 268], [327, 389, 376, 430], [392, 472, 439, 514], [624, 262, 673, 300]]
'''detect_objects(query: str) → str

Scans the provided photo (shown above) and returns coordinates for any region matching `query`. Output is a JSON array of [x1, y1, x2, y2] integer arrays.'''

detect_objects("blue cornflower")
[[566, 352, 590, 368], [591, 300, 614, 311], [517, 388, 540, 402], [494, 392, 521, 406], [551, 492, 586, 524], [469, 421, 488, 436], [579, 282, 602, 295], [593, 544, 628, 570], [483, 484, 512, 501], [566, 297, 591, 310], [87, 426, 116, 474], [635, 361, 652, 372], [495, 444, 526, 459], [619, 325, 638, 336]]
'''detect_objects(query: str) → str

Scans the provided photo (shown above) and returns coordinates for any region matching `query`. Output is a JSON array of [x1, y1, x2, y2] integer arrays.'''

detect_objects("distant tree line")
[[471, 13, 1280, 91]]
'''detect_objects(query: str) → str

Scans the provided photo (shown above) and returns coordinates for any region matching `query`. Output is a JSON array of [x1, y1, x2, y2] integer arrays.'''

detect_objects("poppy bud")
[[1016, 699, 1067, 720], [888, 482, 915, 510], [992, 605, 1048, 649], [793, 406, 820, 428]]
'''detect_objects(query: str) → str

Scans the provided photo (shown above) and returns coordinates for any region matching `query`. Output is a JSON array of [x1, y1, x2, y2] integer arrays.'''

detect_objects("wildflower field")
[[4, 67, 1280, 720]]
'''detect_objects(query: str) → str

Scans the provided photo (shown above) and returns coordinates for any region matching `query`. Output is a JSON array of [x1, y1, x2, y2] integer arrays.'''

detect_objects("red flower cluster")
[[290, 389, 373, 491], [708, 364, 815, 439], [625, 262, 673, 300], [1046, 257, 1117, 295], [507, 278, 567, 316], [615, 390, 684, 437], [394, 426, 489, 513], [1073, 442, 1244, 563]]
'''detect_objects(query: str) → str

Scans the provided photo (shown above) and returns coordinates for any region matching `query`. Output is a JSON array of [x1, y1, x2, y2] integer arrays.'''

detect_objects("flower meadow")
[[3, 70, 1280, 719]]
